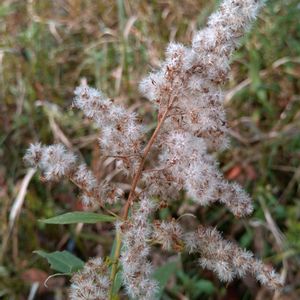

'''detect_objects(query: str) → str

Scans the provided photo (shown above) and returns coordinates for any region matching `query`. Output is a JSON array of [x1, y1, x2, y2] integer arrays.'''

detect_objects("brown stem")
[[122, 99, 174, 219], [109, 97, 175, 299]]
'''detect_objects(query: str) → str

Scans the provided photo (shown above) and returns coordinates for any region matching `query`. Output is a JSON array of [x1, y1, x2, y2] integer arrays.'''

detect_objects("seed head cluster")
[[25, 0, 283, 299], [120, 197, 159, 300], [69, 257, 111, 300]]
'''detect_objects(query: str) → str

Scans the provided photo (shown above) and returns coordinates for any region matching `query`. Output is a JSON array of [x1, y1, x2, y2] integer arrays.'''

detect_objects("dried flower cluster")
[[25, 0, 283, 299], [73, 85, 143, 173], [69, 257, 111, 300], [120, 197, 158, 300], [24, 143, 121, 209], [184, 226, 282, 288]]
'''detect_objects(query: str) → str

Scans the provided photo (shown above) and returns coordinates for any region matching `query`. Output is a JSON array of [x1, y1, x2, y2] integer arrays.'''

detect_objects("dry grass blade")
[[0, 168, 36, 263], [9, 168, 36, 231]]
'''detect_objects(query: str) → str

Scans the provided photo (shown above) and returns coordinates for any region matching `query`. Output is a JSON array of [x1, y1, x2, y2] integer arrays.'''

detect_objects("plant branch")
[[109, 97, 174, 299]]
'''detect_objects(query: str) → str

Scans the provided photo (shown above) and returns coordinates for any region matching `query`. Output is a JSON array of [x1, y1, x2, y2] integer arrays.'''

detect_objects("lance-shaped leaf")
[[34, 250, 84, 274], [40, 212, 116, 224]]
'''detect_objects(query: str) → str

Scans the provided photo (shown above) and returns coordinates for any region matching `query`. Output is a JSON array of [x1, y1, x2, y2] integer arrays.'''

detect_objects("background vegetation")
[[0, 0, 299, 299]]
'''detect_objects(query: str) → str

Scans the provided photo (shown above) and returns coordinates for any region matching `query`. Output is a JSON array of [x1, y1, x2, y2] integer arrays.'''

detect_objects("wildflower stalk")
[[124, 95, 176, 212], [109, 96, 175, 299]]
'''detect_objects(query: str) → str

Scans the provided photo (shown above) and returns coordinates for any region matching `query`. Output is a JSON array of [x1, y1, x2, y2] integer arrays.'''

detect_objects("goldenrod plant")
[[25, 0, 283, 299]]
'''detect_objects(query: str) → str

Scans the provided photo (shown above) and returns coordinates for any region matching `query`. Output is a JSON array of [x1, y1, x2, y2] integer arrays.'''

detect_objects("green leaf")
[[109, 238, 123, 296], [194, 279, 215, 295], [34, 250, 84, 274], [177, 271, 215, 298], [113, 269, 123, 295], [40, 212, 116, 224], [153, 261, 178, 298]]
